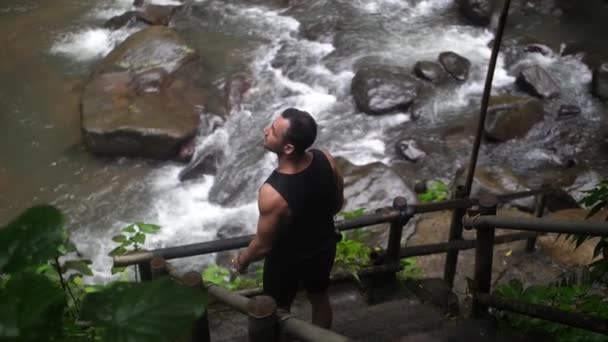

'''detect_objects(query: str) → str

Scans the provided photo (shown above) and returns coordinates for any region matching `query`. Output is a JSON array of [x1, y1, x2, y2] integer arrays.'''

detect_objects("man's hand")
[[231, 251, 249, 274]]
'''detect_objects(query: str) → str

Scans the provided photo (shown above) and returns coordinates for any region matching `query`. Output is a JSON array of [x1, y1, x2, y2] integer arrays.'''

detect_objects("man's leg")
[[263, 256, 298, 311], [307, 290, 333, 328], [302, 243, 336, 329]]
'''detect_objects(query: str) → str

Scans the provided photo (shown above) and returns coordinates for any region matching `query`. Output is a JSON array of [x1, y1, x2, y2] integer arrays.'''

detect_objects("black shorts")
[[263, 243, 336, 309]]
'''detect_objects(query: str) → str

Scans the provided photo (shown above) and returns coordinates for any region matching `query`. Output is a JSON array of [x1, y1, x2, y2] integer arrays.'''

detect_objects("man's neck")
[[277, 151, 313, 174]]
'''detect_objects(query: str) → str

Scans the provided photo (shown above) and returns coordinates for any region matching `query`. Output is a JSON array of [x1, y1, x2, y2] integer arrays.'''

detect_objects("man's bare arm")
[[322, 150, 345, 215], [234, 184, 287, 272]]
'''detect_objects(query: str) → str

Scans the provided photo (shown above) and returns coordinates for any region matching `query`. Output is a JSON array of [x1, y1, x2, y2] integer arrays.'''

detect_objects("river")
[[1, 0, 606, 282]]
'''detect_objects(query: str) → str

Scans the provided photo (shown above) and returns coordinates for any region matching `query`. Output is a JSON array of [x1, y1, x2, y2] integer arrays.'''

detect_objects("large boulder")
[[592, 62, 608, 101], [351, 65, 421, 115], [483, 95, 544, 142], [81, 26, 204, 159], [456, 0, 495, 26], [103, 11, 140, 30], [138, 5, 180, 26], [336, 158, 416, 209], [516, 65, 560, 99], [438, 52, 471, 82], [413, 61, 445, 82]]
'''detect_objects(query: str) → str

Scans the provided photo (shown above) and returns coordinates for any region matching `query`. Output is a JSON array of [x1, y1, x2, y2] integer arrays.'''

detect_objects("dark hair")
[[281, 108, 317, 155]]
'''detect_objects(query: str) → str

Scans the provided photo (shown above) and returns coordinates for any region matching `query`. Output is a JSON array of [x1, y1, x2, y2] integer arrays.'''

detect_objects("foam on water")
[[410, 0, 453, 16], [50, 27, 137, 61]]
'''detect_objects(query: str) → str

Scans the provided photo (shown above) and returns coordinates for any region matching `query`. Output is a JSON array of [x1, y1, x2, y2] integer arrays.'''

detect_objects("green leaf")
[[62, 260, 94, 276], [111, 267, 126, 275], [121, 224, 136, 233], [81, 278, 207, 342], [0, 206, 65, 273], [137, 223, 161, 234], [132, 233, 146, 245], [0, 273, 66, 341], [108, 246, 127, 257], [112, 235, 127, 243]]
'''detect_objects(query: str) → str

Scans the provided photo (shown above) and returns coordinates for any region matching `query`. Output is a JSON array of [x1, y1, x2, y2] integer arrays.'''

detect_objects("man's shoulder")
[[259, 183, 288, 213]]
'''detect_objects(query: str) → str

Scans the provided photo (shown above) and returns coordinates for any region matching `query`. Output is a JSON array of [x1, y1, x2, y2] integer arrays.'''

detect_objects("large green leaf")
[[0, 206, 65, 273], [0, 273, 66, 341], [136, 223, 160, 234], [81, 277, 207, 342]]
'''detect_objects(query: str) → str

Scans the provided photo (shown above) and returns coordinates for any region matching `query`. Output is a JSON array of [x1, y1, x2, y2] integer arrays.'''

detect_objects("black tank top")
[[265, 149, 337, 261]]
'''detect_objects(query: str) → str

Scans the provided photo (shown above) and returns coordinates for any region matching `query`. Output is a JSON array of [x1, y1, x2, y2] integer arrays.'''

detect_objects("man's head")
[[263, 108, 317, 156]]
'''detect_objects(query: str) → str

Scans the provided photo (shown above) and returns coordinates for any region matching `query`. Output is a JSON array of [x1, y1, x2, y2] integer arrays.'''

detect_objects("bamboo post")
[[443, 185, 467, 290], [463, 0, 512, 197], [471, 194, 497, 318], [138, 262, 152, 282], [247, 295, 278, 342], [182, 272, 211, 342], [525, 193, 547, 252], [386, 196, 409, 264], [150, 256, 168, 279]]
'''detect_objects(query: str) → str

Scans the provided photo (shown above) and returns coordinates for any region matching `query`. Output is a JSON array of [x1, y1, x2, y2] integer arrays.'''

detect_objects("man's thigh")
[[263, 257, 299, 309], [301, 244, 336, 294]]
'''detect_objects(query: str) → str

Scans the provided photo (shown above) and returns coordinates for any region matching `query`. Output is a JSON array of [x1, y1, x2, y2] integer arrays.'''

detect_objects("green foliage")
[[339, 208, 370, 242], [202, 264, 262, 291], [561, 177, 608, 283], [0, 206, 65, 273], [495, 280, 608, 342], [109, 223, 160, 275], [418, 180, 449, 203], [0, 206, 208, 342], [397, 257, 423, 281], [580, 177, 608, 221], [0, 273, 66, 341], [81, 278, 207, 342], [334, 234, 371, 283]]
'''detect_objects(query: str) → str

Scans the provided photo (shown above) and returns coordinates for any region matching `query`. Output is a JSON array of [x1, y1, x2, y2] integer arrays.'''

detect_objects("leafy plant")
[[334, 234, 371, 283], [560, 177, 608, 284], [339, 208, 371, 242], [418, 180, 449, 203], [495, 280, 608, 342], [0, 206, 208, 342], [108, 222, 160, 275], [202, 264, 262, 291], [397, 257, 423, 281]]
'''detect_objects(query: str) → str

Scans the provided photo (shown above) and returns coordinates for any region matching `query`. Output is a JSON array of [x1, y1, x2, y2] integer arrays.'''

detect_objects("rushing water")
[[1, 0, 607, 282]]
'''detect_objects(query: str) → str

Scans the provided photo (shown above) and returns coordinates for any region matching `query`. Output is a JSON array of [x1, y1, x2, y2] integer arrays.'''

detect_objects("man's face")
[[263, 116, 293, 155]]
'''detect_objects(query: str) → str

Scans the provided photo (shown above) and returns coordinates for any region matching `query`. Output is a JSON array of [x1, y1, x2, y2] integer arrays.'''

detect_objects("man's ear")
[[283, 143, 295, 155]]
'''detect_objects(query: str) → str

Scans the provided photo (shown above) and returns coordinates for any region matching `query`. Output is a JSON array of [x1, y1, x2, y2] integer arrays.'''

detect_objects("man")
[[232, 108, 344, 329]]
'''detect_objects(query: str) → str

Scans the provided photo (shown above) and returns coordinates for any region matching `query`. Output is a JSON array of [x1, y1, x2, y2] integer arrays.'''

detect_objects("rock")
[[179, 149, 224, 181], [216, 225, 245, 239], [592, 62, 608, 101], [561, 42, 605, 70], [103, 11, 139, 30], [544, 189, 580, 212], [483, 95, 544, 142], [557, 104, 581, 120], [438, 52, 471, 82], [81, 26, 202, 159], [131, 67, 169, 94], [516, 65, 560, 99], [335, 157, 417, 211], [396, 139, 426, 162], [175, 137, 196, 163], [414, 181, 428, 194], [456, 0, 495, 26], [524, 43, 553, 56], [351, 65, 421, 115], [225, 73, 253, 114], [138, 5, 180, 26], [413, 61, 445, 82]]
